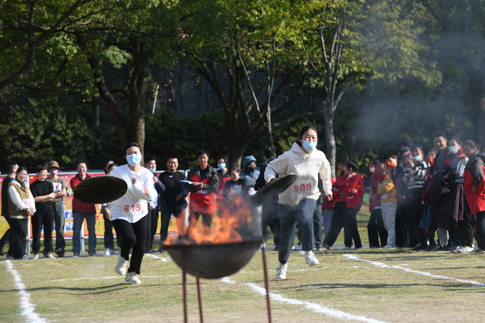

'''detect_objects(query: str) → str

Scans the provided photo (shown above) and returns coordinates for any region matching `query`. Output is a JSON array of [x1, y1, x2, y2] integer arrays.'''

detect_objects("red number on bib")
[[136, 204, 141, 211], [306, 183, 312, 191], [124, 205, 129, 212]]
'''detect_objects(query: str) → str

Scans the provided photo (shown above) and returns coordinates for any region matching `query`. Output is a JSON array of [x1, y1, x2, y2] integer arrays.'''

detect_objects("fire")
[[164, 197, 253, 245]]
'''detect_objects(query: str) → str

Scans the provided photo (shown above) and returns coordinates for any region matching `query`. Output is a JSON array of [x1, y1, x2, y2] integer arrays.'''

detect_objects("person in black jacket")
[[0, 161, 18, 257], [222, 165, 255, 203], [255, 147, 281, 250]]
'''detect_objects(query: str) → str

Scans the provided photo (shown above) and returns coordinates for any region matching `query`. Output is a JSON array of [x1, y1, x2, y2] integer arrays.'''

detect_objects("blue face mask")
[[218, 163, 226, 171], [302, 141, 317, 152], [127, 154, 142, 166], [411, 156, 422, 162], [148, 168, 156, 173]]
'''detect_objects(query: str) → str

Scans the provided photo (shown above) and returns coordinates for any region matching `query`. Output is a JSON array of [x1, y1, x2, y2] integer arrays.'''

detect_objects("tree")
[[179, 0, 309, 165]]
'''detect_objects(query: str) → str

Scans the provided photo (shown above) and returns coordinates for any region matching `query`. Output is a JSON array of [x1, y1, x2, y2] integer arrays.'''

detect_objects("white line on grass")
[[5, 260, 46, 323], [343, 254, 485, 287], [221, 277, 387, 323], [49, 274, 181, 282], [144, 254, 169, 262]]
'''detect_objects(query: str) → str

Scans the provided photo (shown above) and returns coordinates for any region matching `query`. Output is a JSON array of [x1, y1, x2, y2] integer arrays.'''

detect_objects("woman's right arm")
[[9, 186, 29, 211], [264, 154, 288, 182]]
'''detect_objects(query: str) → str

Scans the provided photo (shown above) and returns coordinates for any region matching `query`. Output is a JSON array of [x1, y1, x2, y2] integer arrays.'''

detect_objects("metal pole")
[[182, 250, 188, 323], [261, 243, 272, 323], [196, 277, 204, 323]]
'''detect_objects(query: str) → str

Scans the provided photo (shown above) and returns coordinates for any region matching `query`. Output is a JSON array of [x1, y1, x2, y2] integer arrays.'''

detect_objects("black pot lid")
[[251, 173, 297, 205], [74, 175, 128, 204]]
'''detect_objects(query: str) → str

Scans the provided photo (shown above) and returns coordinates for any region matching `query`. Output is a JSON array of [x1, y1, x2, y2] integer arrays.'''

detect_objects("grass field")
[[2, 206, 485, 323]]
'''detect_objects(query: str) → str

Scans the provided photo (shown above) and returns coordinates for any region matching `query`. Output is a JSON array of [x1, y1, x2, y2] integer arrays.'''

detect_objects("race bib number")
[[124, 204, 141, 212], [294, 183, 312, 193]]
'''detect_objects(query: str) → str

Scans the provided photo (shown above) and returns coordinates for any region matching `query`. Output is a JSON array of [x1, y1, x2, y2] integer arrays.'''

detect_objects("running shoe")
[[304, 251, 319, 266], [276, 263, 287, 279], [46, 252, 55, 259], [33, 254, 39, 260], [115, 256, 128, 275], [125, 272, 142, 284]]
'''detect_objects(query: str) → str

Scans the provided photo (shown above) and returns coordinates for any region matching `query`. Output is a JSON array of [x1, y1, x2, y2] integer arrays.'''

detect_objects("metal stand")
[[179, 243, 272, 323], [261, 243, 273, 323]]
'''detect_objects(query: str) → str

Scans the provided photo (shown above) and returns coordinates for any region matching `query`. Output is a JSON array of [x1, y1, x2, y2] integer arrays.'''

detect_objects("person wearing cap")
[[240, 155, 260, 185], [46, 160, 67, 256]]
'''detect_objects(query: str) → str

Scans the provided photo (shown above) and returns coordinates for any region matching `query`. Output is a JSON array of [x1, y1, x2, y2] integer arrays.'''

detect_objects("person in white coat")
[[265, 125, 333, 279], [110, 143, 157, 284]]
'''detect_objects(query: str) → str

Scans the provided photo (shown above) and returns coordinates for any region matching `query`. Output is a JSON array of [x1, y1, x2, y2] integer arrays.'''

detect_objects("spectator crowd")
[[1, 129, 485, 280]]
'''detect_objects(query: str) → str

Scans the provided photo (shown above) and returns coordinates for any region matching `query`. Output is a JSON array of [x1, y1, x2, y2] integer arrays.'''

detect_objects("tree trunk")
[[323, 106, 336, 178], [265, 109, 275, 152]]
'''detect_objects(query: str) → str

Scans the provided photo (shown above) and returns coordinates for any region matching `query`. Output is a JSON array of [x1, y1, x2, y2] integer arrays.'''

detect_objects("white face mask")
[[448, 145, 458, 154]]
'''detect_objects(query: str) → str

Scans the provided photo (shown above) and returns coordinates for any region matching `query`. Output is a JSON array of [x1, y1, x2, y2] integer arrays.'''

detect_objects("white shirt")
[[109, 165, 157, 223]]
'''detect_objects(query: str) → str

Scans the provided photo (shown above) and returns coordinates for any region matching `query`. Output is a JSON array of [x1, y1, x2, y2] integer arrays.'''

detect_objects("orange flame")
[[164, 197, 252, 245]]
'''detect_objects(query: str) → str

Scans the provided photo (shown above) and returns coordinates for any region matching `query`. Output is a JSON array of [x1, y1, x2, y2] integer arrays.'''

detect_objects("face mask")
[[448, 145, 458, 154], [148, 168, 156, 173], [248, 166, 256, 173], [50, 169, 59, 175], [386, 160, 397, 168], [127, 154, 141, 166], [218, 163, 226, 171], [369, 167, 375, 173], [426, 157, 435, 165], [411, 156, 422, 162], [302, 140, 317, 152]]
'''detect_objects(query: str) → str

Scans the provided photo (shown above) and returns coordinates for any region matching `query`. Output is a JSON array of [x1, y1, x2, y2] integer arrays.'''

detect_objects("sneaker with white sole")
[[276, 263, 287, 279], [125, 272, 142, 284], [115, 256, 128, 275], [104, 248, 110, 256], [457, 246, 474, 254], [304, 251, 319, 266], [46, 252, 55, 259], [469, 247, 485, 254], [33, 254, 39, 260]]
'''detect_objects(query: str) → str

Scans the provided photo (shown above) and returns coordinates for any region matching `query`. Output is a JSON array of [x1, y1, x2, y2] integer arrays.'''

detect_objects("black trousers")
[[344, 207, 362, 248], [368, 208, 387, 247], [145, 207, 159, 249], [10, 218, 28, 259], [324, 202, 346, 247], [313, 202, 323, 248], [32, 208, 55, 255], [112, 215, 148, 275], [190, 212, 212, 228], [404, 188, 427, 247], [459, 198, 474, 247], [474, 211, 485, 250], [261, 198, 280, 247], [103, 212, 116, 250]]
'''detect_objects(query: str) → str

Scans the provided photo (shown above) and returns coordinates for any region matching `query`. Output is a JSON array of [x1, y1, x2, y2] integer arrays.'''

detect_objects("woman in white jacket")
[[265, 125, 333, 279], [8, 166, 36, 260], [110, 143, 157, 284]]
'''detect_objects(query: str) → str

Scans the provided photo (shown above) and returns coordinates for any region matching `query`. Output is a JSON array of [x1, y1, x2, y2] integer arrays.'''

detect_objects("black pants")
[[405, 188, 427, 247], [313, 202, 323, 248], [112, 215, 148, 275], [459, 198, 474, 247], [10, 218, 28, 259], [32, 208, 55, 255], [261, 198, 280, 248], [160, 203, 187, 242], [323, 202, 346, 247], [368, 208, 387, 247], [278, 199, 316, 264], [344, 207, 362, 248], [190, 212, 212, 228], [103, 213, 116, 250], [145, 207, 159, 249], [474, 211, 485, 250]]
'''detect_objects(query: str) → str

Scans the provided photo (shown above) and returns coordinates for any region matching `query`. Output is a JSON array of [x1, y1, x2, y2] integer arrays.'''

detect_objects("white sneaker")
[[304, 251, 319, 266], [104, 248, 110, 256], [384, 244, 396, 249], [295, 243, 302, 251], [276, 263, 287, 279], [125, 272, 142, 284], [457, 246, 474, 254], [46, 252, 55, 259], [33, 254, 39, 260], [110, 249, 117, 256], [115, 256, 128, 275]]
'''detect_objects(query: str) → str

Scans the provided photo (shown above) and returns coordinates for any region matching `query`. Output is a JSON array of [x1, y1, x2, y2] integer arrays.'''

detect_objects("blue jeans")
[[72, 212, 96, 253], [54, 200, 66, 251], [278, 198, 317, 265]]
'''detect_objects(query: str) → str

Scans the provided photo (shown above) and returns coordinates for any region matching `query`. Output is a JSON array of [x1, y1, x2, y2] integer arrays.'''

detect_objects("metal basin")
[[163, 238, 264, 279]]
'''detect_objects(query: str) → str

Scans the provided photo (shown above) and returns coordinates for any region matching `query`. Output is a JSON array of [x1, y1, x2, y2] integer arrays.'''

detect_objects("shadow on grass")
[[0, 283, 132, 295]]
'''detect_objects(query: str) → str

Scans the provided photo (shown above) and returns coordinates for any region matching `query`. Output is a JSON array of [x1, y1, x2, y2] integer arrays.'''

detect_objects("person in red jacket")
[[463, 140, 485, 253], [322, 157, 349, 249], [321, 177, 336, 247], [70, 161, 97, 257], [343, 160, 364, 249]]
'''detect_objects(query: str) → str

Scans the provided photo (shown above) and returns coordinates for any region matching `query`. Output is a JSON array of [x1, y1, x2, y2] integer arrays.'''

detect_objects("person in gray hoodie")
[[265, 125, 333, 279]]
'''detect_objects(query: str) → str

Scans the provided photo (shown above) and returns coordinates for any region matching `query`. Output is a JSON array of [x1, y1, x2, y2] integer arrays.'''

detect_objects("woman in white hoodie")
[[265, 125, 333, 279], [110, 143, 157, 284]]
